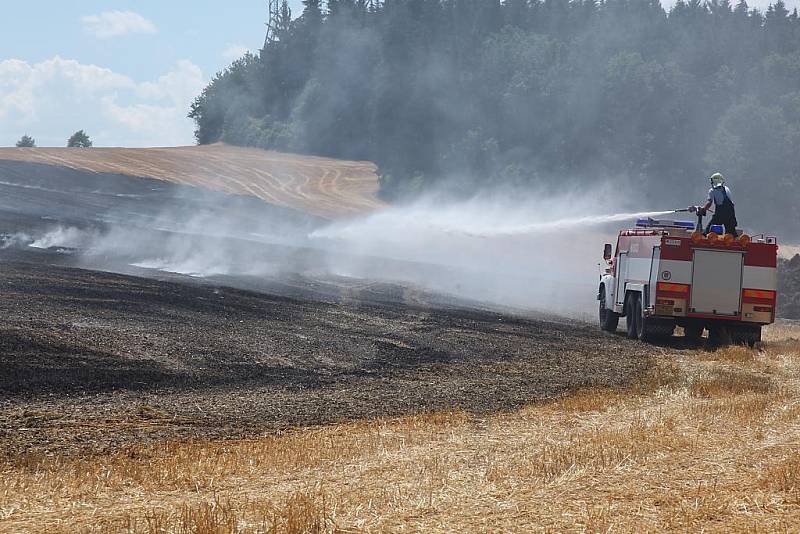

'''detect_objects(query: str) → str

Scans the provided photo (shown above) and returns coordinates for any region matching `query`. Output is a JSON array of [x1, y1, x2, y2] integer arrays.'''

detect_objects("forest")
[[190, 0, 800, 232]]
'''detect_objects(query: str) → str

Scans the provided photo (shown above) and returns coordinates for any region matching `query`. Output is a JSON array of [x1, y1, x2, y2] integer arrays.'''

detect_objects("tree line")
[[189, 0, 800, 233]]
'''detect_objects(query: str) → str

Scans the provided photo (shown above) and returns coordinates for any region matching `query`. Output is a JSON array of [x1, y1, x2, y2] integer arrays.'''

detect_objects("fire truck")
[[598, 215, 778, 346]]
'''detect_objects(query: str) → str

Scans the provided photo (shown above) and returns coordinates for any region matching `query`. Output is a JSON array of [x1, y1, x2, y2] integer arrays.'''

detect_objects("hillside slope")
[[0, 144, 383, 219]]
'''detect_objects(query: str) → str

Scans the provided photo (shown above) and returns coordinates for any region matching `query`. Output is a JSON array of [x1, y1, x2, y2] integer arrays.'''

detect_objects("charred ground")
[[0, 255, 653, 458], [0, 146, 788, 464]]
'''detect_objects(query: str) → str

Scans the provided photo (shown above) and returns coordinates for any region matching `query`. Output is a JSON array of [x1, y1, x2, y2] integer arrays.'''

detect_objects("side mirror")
[[603, 243, 613, 261]]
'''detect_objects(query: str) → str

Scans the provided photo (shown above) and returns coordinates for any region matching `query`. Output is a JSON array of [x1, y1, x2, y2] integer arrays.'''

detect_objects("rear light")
[[754, 306, 773, 313], [743, 289, 776, 301], [657, 282, 690, 294], [656, 298, 675, 306]]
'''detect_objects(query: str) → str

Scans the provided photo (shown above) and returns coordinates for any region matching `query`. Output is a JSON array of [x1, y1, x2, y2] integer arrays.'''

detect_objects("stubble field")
[[2, 295, 798, 532]]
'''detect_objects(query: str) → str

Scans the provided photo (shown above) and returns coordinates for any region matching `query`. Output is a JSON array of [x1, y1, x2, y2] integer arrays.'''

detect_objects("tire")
[[732, 327, 761, 348], [709, 325, 732, 347], [648, 322, 676, 342], [626, 294, 638, 339], [634, 293, 674, 343], [634, 296, 654, 342], [751, 327, 763, 347], [635, 296, 646, 340], [684, 323, 704, 343], [599, 288, 619, 332]]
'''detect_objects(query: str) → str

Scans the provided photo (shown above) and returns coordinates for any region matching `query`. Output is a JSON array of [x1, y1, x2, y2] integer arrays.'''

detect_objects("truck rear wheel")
[[684, 323, 704, 343], [732, 327, 761, 348], [709, 325, 732, 347], [599, 289, 619, 332], [631, 293, 674, 343]]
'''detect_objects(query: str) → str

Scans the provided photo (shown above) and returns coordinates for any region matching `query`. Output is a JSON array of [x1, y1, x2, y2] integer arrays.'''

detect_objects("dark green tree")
[[301, 0, 323, 25], [276, 0, 292, 37], [67, 130, 92, 148], [15, 135, 36, 147]]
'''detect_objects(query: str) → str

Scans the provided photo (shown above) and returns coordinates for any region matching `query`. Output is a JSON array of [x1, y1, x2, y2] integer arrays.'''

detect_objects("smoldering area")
[[0, 168, 690, 320]]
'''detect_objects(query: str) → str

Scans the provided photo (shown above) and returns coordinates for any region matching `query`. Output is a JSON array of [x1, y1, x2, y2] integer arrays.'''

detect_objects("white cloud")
[[0, 56, 133, 120], [136, 60, 205, 104], [81, 10, 157, 39], [0, 57, 205, 147], [103, 61, 206, 145], [222, 44, 250, 61]]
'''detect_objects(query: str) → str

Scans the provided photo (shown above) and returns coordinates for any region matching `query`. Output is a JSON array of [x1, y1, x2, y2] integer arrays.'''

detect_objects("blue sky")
[[1, 1, 796, 148], [0, 1, 304, 147], [2, 1, 305, 83]]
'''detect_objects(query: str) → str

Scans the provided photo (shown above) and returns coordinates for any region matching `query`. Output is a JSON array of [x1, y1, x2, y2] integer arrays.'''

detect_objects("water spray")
[[415, 210, 683, 238]]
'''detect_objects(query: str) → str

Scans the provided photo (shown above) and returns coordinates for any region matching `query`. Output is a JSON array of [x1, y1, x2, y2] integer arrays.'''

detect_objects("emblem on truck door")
[[661, 271, 672, 280]]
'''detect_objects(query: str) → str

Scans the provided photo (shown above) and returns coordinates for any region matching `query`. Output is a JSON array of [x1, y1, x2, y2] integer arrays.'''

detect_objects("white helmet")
[[709, 172, 725, 187]]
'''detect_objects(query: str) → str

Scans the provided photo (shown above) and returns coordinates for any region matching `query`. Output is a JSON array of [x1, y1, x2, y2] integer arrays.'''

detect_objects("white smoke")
[[29, 226, 96, 249], [1, 232, 32, 249], [22, 186, 689, 321], [309, 190, 685, 317]]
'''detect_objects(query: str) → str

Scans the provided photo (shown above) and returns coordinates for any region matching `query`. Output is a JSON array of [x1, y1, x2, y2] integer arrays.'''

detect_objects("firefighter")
[[690, 172, 738, 235]]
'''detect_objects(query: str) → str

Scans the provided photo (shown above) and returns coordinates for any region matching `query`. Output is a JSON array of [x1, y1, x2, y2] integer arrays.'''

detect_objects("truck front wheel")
[[634, 296, 653, 341], [599, 288, 619, 332]]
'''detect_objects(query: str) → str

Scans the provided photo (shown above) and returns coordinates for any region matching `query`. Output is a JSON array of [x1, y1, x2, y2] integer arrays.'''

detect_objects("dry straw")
[[2, 323, 800, 532]]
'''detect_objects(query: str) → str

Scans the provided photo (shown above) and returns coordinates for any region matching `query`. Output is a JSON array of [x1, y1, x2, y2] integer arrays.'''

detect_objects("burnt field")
[[0, 255, 653, 458], [0, 146, 652, 461]]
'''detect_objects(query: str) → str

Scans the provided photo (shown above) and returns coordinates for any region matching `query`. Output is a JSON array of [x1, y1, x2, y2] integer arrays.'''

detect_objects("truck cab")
[[598, 218, 778, 345]]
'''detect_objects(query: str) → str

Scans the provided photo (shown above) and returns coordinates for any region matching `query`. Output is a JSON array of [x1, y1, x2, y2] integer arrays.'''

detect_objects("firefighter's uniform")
[[705, 183, 737, 236]]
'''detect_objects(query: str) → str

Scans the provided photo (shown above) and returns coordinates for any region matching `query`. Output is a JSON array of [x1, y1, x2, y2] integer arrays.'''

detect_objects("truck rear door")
[[689, 249, 743, 316]]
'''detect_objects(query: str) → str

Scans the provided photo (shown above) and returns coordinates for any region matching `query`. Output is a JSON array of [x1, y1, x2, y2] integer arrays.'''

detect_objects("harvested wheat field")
[[2, 319, 799, 532], [0, 145, 383, 218]]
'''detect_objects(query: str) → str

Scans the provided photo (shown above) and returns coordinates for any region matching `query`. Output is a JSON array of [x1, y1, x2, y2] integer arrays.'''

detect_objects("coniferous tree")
[[15, 135, 35, 148], [67, 130, 92, 148], [277, 0, 292, 38]]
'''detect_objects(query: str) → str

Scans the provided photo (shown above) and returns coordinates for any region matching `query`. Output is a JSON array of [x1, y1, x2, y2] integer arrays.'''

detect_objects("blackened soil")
[[0, 259, 653, 458]]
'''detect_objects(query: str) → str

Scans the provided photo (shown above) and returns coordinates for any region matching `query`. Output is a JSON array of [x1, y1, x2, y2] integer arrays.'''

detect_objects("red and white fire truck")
[[598, 216, 778, 345]]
